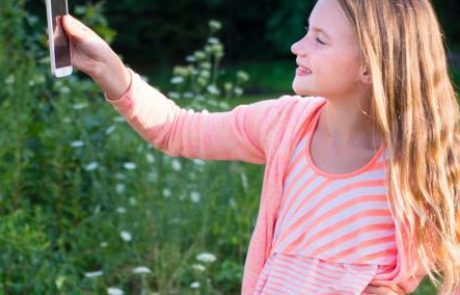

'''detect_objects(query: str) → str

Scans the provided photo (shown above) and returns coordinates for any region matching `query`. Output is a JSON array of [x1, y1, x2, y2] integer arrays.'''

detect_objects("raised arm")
[[62, 15, 282, 164]]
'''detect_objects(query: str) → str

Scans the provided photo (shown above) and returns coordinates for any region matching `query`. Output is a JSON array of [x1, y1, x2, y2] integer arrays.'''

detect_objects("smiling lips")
[[296, 66, 312, 76]]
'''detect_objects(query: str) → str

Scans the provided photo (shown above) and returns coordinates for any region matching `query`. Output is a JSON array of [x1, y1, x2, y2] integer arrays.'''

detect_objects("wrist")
[[94, 56, 132, 100]]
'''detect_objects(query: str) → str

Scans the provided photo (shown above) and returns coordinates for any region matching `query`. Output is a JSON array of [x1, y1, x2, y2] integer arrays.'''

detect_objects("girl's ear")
[[359, 65, 372, 84]]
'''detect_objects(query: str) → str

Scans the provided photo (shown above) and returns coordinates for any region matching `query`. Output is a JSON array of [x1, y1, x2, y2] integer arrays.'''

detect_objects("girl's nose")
[[291, 39, 307, 57]]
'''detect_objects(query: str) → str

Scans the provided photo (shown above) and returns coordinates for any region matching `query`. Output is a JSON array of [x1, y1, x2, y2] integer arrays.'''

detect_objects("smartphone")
[[46, 0, 73, 78]]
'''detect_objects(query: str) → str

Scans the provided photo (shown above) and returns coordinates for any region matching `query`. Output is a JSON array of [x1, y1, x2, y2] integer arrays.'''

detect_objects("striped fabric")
[[254, 107, 398, 294], [254, 253, 395, 295]]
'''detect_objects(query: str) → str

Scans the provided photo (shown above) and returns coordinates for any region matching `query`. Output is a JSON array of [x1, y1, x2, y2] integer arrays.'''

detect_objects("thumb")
[[61, 15, 89, 41]]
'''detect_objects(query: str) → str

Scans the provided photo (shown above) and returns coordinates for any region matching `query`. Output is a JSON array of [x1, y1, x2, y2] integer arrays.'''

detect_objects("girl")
[[61, 0, 460, 294]]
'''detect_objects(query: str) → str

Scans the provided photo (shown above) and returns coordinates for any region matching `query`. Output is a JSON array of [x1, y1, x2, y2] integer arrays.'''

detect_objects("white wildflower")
[[224, 82, 233, 92], [146, 153, 155, 163], [29, 80, 35, 87], [208, 37, 219, 44], [115, 183, 125, 194], [189, 171, 197, 181], [60, 86, 70, 94], [207, 85, 220, 95], [70, 140, 85, 148], [36, 75, 46, 84], [190, 281, 201, 289], [147, 171, 157, 181], [190, 191, 201, 203], [200, 70, 210, 79], [123, 162, 137, 170], [5, 75, 15, 84], [120, 231, 132, 242], [219, 102, 230, 109], [129, 197, 137, 206], [196, 252, 217, 263], [113, 116, 125, 123], [116, 207, 127, 214], [114, 173, 125, 180], [84, 270, 104, 278], [85, 162, 99, 171], [132, 266, 152, 274], [162, 188, 172, 198], [194, 51, 206, 60], [107, 287, 124, 295], [171, 159, 182, 171], [168, 92, 180, 100], [237, 71, 250, 82], [105, 125, 116, 135], [209, 20, 222, 31], [234, 87, 243, 96], [171, 76, 184, 84], [186, 55, 196, 62], [192, 159, 206, 166], [63, 117, 72, 123], [72, 103, 88, 110], [192, 264, 206, 272], [55, 276, 65, 289], [183, 92, 194, 99], [100, 241, 108, 248], [229, 198, 237, 209], [241, 172, 249, 191]]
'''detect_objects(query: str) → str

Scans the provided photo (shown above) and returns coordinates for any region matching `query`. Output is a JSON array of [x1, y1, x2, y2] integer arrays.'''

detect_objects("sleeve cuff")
[[104, 67, 134, 103]]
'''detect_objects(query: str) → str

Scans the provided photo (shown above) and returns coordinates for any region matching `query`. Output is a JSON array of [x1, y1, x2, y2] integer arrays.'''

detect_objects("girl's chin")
[[292, 79, 313, 96], [292, 84, 314, 96]]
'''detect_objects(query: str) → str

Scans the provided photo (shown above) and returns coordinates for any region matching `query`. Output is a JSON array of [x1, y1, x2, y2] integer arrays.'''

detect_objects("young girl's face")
[[291, 0, 365, 98]]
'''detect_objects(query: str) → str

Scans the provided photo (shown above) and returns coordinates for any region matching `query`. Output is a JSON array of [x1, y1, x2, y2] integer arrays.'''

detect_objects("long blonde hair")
[[336, 0, 460, 292]]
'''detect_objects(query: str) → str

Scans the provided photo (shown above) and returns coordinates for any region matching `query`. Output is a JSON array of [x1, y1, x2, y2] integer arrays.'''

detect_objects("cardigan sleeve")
[[105, 69, 288, 164]]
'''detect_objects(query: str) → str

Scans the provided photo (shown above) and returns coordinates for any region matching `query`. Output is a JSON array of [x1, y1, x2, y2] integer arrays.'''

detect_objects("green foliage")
[[168, 20, 250, 103], [73, 1, 117, 44], [0, 0, 259, 293]]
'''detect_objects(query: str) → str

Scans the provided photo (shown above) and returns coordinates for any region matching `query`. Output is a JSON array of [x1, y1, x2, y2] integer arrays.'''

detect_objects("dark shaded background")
[[27, 0, 460, 69]]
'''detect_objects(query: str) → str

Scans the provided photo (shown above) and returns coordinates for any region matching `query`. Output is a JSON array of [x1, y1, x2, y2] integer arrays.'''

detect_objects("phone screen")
[[51, 0, 71, 68]]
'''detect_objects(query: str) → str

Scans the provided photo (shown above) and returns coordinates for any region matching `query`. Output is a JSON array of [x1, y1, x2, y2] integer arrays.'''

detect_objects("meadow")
[[1, 1, 459, 294]]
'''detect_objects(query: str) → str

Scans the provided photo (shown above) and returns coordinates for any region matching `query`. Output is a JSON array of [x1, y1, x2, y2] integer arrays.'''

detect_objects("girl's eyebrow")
[[307, 18, 331, 38]]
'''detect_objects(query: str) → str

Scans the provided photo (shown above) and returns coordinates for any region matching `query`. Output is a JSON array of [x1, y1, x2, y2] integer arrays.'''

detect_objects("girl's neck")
[[317, 93, 381, 152]]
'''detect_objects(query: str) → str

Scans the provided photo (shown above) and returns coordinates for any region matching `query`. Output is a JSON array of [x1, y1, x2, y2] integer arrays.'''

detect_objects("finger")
[[61, 15, 91, 41], [389, 284, 406, 295]]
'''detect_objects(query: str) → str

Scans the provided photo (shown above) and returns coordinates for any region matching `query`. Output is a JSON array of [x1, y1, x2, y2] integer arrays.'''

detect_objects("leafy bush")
[[0, 0, 261, 294]]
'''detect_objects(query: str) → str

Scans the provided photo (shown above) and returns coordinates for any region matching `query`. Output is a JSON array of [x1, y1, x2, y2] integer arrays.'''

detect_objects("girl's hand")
[[61, 15, 131, 100], [363, 283, 406, 295]]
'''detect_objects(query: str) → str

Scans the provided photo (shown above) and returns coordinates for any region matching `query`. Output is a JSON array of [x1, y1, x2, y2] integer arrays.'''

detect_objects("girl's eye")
[[316, 37, 326, 45], [304, 26, 326, 45]]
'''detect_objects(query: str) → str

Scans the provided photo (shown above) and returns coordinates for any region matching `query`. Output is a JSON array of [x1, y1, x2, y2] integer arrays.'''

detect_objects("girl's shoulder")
[[265, 95, 326, 116], [276, 94, 326, 105], [276, 95, 327, 119]]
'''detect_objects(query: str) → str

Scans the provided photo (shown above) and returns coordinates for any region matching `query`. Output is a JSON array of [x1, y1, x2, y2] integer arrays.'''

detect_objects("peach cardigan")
[[106, 69, 433, 294]]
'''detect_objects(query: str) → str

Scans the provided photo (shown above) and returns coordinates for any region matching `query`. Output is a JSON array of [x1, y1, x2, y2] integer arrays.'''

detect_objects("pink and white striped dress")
[[254, 107, 398, 295]]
